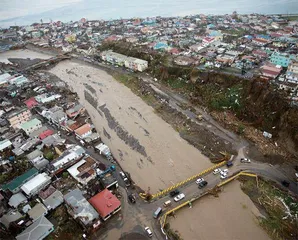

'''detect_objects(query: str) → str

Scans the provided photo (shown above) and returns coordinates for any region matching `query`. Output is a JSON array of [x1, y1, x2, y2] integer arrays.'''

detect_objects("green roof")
[[20, 118, 41, 131], [2, 168, 38, 192]]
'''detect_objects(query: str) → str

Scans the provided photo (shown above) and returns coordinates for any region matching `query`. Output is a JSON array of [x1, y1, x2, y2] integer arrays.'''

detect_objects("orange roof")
[[89, 189, 121, 218], [74, 123, 91, 136]]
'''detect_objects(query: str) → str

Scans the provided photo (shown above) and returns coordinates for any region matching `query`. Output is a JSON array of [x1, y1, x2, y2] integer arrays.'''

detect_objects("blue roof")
[[209, 31, 222, 37], [256, 34, 271, 40], [244, 35, 253, 40], [207, 24, 216, 29], [154, 42, 168, 50]]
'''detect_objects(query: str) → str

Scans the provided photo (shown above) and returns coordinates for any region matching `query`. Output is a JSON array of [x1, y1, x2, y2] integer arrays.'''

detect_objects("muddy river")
[[48, 60, 213, 192], [169, 181, 271, 240]]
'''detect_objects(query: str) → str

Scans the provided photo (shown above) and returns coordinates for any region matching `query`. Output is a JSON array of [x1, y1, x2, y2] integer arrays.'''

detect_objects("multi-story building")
[[270, 52, 297, 67], [100, 50, 148, 72], [7, 108, 32, 129], [286, 61, 298, 84], [20, 118, 42, 135]]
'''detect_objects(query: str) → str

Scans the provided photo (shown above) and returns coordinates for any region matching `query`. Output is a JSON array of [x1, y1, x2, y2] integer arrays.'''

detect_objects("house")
[[252, 38, 271, 46], [286, 61, 298, 84], [42, 134, 66, 147], [9, 75, 29, 86], [0, 139, 12, 152], [0, 210, 23, 229], [16, 215, 54, 240], [7, 108, 32, 129], [28, 203, 48, 222], [260, 63, 282, 79], [21, 173, 51, 197], [43, 106, 67, 126], [39, 129, 54, 140], [64, 188, 100, 229], [20, 118, 42, 135], [89, 189, 121, 221], [101, 50, 148, 72], [48, 145, 85, 174], [174, 56, 195, 66], [8, 192, 28, 208], [35, 93, 61, 104], [67, 155, 98, 185], [66, 104, 85, 118], [74, 123, 92, 139], [153, 42, 169, 50], [1, 168, 39, 194], [26, 149, 49, 171], [270, 52, 297, 67], [39, 185, 63, 210], [0, 73, 11, 87], [29, 126, 48, 139], [24, 97, 38, 109]]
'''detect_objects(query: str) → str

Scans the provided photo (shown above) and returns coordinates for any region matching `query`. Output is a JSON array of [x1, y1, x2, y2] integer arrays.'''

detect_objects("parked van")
[[163, 200, 171, 207], [153, 207, 162, 219]]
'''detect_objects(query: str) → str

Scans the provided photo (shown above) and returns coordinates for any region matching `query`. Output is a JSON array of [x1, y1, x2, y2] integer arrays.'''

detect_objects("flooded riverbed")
[[49, 60, 212, 192], [169, 181, 270, 240], [0, 49, 53, 64]]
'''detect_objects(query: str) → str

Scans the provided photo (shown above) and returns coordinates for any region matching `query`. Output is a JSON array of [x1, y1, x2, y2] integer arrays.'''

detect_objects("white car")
[[241, 158, 251, 163], [195, 178, 205, 184], [220, 169, 229, 175], [220, 173, 228, 179], [174, 193, 185, 202], [213, 168, 222, 175], [145, 227, 153, 238]]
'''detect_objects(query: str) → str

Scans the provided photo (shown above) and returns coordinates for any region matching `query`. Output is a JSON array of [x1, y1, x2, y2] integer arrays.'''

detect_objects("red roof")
[[24, 97, 38, 109], [39, 129, 54, 140], [89, 189, 121, 219]]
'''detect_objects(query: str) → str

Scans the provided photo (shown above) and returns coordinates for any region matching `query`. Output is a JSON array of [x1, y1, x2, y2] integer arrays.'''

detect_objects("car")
[[282, 180, 290, 187], [220, 173, 228, 179], [198, 181, 208, 189], [169, 189, 180, 197], [128, 194, 136, 204], [119, 171, 131, 187], [174, 193, 185, 202], [226, 161, 234, 167], [240, 158, 251, 163], [213, 168, 221, 175], [195, 178, 205, 184], [220, 169, 229, 175], [145, 227, 153, 238]]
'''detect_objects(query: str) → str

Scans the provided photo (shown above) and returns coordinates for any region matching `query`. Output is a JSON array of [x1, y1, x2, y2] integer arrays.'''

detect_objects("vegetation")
[[0, 160, 31, 184], [241, 177, 298, 240]]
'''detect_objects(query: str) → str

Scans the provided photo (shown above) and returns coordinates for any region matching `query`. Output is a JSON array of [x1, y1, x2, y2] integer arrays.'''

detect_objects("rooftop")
[[16, 215, 53, 240], [89, 189, 121, 219], [20, 118, 41, 131], [64, 188, 99, 226], [1, 168, 38, 192], [74, 123, 92, 136]]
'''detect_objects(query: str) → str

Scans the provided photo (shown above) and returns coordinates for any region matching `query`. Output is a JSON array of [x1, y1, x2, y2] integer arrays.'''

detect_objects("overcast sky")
[[0, 0, 82, 21]]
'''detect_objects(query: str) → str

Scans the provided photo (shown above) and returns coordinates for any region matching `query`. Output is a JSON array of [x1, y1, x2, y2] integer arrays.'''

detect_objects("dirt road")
[[49, 60, 212, 192], [169, 180, 271, 240]]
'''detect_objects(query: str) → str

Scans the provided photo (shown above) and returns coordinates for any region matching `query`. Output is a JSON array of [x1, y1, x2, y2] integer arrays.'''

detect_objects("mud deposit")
[[169, 181, 271, 240], [49, 60, 212, 192]]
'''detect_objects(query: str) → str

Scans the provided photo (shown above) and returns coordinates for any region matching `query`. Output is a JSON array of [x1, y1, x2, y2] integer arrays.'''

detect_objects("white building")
[[21, 173, 51, 197], [101, 50, 148, 72], [49, 145, 85, 173], [286, 61, 298, 84]]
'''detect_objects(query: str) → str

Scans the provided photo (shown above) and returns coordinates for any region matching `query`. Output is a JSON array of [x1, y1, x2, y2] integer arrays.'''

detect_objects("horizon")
[[1, 0, 298, 28]]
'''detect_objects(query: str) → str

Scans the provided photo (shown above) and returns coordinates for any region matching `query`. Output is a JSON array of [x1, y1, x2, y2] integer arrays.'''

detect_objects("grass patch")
[[240, 178, 298, 240]]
